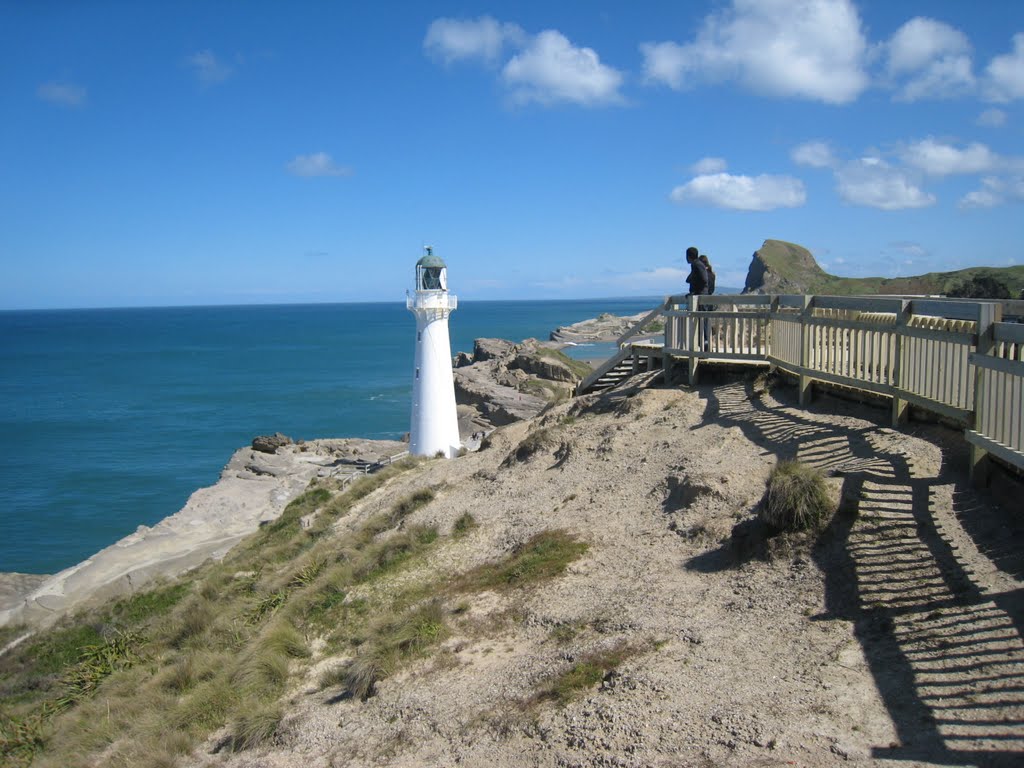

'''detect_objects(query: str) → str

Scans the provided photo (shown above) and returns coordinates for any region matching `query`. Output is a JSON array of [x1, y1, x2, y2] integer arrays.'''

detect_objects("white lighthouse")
[[407, 247, 461, 458]]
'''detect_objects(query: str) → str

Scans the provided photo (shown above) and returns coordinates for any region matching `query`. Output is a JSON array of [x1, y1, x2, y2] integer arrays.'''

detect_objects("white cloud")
[[186, 50, 233, 84], [37, 81, 86, 107], [639, 41, 688, 89], [670, 172, 806, 211], [424, 16, 524, 64], [884, 17, 974, 101], [901, 138, 997, 176], [791, 140, 836, 168], [640, 0, 869, 104], [959, 176, 1024, 209], [984, 33, 1024, 102], [286, 153, 352, 178], [502, 30, 624, 106], [835, 157, 935, 210], [976, 108, 1007, 127], [692, 157, 727, 174]]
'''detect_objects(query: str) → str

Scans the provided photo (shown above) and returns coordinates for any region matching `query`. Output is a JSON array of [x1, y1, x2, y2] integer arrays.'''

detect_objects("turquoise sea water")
[[0, 298, 657, 574]]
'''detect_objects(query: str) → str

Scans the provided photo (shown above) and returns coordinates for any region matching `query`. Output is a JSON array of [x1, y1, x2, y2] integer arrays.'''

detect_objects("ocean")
[[0, 298, 657, 575]]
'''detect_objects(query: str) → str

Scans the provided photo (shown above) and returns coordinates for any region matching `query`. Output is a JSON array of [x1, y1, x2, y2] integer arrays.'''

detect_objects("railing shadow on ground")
[[684, 378, 1024, 766]]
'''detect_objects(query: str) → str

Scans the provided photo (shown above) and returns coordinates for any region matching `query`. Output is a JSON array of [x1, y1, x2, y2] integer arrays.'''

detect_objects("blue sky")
[[2, 0, 1023, 309]]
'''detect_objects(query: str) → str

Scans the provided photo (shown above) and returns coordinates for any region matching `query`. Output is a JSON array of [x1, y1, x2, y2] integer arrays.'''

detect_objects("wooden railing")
[[659, 293, 1024, 481]]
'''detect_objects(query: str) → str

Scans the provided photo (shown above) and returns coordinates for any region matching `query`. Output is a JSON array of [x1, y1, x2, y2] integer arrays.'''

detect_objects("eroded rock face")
[[454, 363, 547, 426], [509, 351, 577, 382]]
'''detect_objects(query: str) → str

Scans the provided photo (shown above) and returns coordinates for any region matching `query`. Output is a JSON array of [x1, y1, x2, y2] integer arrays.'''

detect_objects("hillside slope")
[[744, 239, 1024, 296], [4, 376, 1022, 767]]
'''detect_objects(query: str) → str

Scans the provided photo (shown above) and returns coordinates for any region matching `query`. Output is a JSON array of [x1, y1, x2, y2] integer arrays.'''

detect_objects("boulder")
[[453, 351, 474, 368], [472, 338, 515, 362], [252, 432, 293, 454]]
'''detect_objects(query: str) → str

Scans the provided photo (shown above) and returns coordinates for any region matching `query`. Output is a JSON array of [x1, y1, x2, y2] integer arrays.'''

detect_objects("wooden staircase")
[[577, 344, 663, 395]]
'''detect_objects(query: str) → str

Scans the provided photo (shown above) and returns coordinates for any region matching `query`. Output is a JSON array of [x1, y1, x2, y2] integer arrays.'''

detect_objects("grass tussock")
[[339, 600, 449, 700], [761, 460, 834, 532], [456, 530, 588, 592], [229, 702, 283, 751], [530, 640, 649, 706], [452, 512, 478, 537]]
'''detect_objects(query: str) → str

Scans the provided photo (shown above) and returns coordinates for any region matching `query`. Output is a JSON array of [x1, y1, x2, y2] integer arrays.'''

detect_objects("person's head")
[[685, 246, 699, 263], [699, 254, 712, 271]]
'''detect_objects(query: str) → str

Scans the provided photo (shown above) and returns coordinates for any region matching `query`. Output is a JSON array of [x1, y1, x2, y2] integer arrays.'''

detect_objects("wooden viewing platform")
[[578, 293, 1024, 484]]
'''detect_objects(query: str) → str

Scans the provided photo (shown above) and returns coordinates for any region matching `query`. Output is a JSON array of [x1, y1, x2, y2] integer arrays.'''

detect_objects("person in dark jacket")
[[684, 247, 708, 296], [684, 246, 711, 350], [699, 255, 716, 295]]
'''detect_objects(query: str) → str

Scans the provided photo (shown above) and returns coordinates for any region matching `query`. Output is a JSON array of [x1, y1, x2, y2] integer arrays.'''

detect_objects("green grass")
[[456, 530, 588, 592]]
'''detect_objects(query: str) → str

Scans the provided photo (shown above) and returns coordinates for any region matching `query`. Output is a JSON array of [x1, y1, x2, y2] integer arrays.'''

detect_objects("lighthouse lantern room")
[[406, 247, 460, 458]]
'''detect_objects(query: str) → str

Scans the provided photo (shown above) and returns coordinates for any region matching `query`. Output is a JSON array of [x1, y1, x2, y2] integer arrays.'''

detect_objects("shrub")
[[452, 512, 478, 537], [761, 461, 833, 532]]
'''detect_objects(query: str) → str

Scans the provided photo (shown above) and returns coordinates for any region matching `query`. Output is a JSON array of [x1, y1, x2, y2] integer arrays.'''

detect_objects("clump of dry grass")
[[502, 427, 563, 466], [761, 460, 833, 531], [338, 600, 449, 701], [228, 703, 284, 751]]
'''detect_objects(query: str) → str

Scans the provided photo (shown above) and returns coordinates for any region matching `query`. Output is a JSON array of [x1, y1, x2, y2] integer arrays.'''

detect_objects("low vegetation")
[[761, 460, 834, 532], [1, 448, 592, 767]]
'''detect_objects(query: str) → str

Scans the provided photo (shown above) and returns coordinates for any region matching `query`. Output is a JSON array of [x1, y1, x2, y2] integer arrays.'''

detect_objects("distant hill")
[[743, 239, 1024, 297]]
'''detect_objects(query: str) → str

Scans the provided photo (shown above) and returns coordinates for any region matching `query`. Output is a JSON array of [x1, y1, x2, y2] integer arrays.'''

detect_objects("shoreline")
[[0, 438, 404, 631]]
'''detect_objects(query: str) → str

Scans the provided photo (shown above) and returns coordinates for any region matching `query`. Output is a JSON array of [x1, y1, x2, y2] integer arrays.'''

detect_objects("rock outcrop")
[[252, 432, 294, 454]]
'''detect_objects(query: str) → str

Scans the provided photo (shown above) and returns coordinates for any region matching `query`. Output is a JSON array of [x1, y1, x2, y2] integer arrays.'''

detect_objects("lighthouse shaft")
[[407, 257, 460, 459]]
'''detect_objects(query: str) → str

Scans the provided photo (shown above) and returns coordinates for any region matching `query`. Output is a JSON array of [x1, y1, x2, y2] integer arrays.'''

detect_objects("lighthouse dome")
[[415, 248, 447, 291], [416, 253, 446, 269]]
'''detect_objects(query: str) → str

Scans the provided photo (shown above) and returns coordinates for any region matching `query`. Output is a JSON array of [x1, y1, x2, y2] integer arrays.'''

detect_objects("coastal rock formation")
[[453, 338, 591, 429], [550, 311, 649, 343]]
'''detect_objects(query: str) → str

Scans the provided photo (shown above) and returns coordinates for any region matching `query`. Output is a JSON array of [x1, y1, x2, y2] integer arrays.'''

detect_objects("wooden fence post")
[[970, 302, 1001, 486], [799, 295, 813, 406], [891, 299, 911, 426]]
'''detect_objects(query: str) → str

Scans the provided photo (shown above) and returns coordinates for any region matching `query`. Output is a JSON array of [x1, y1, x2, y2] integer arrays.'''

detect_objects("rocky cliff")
[[743, 238, 1024, 296]]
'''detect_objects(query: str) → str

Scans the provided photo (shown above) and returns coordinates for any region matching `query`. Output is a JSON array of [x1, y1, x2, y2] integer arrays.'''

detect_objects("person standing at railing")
[[685, 247, 710, 350]]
